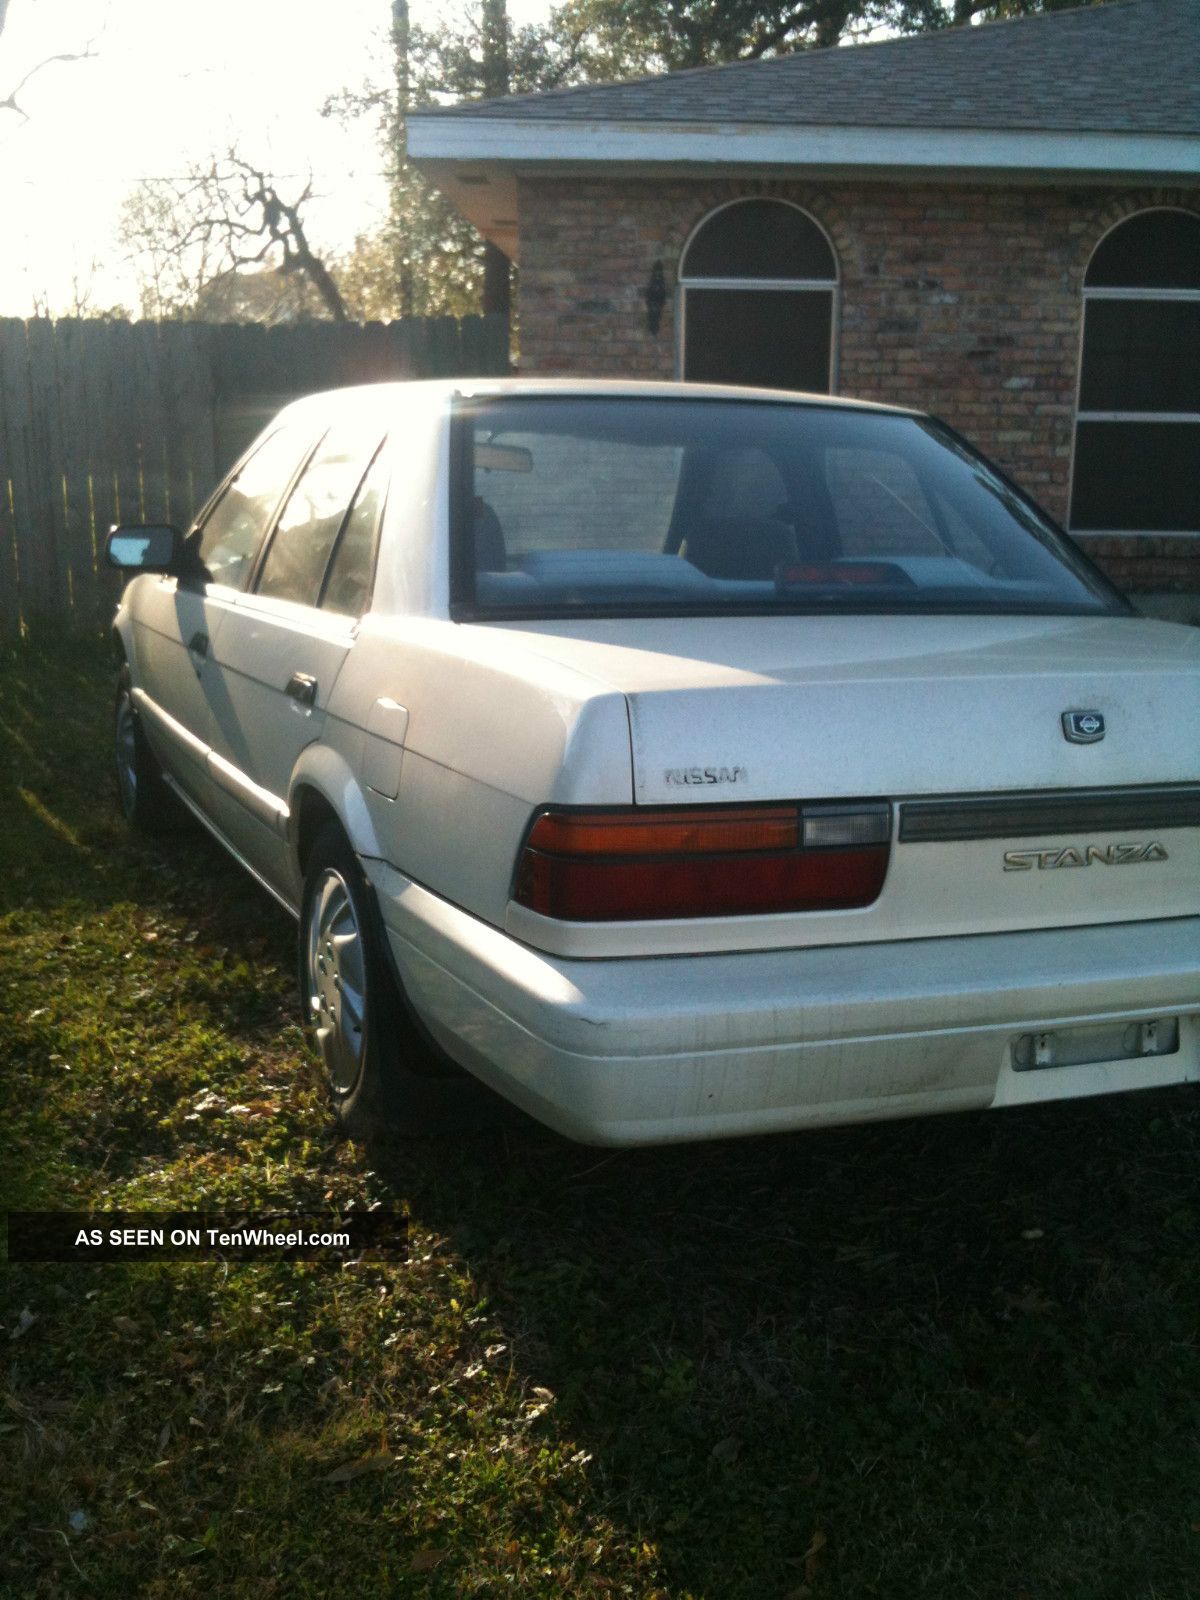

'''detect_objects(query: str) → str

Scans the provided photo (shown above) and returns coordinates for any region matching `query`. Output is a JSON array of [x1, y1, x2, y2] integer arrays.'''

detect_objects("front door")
[[132, 421, 318, 804]]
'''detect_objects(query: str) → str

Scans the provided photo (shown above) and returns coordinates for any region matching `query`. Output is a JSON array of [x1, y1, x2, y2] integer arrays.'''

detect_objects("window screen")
[[680, 200, 837, 396], [684, 289, 832, 392], [1072, 209, 1200, 536], [1085, 209, 1200, 291], [1079, 300, 1200, 414], [1071, 422, 1200, 532], [681, 199, 836, 281]]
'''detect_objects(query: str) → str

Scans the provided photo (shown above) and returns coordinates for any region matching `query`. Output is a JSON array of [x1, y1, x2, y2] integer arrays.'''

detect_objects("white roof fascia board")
[[408, 117, 1200, 178]]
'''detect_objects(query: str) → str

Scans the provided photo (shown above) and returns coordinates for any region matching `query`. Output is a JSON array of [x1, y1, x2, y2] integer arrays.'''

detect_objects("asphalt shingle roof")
[[425, 0, 1200, 137]]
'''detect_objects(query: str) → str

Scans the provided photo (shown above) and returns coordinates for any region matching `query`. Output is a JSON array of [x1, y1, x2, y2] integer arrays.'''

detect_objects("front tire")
[[299, 822, 479, 1139], [114, 664, 178, 833]]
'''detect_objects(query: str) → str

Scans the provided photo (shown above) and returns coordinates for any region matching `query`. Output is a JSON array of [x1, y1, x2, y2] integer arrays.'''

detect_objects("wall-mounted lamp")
[[644, 259, 667, 336]]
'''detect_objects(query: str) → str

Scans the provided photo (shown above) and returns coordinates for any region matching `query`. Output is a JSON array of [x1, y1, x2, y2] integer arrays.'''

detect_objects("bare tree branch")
[[0, 38, 97, 119], [118, 151, 349, 322]]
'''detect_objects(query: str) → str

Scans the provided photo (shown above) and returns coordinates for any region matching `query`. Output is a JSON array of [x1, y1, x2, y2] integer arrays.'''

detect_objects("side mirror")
[[105, 524, 184, 573]]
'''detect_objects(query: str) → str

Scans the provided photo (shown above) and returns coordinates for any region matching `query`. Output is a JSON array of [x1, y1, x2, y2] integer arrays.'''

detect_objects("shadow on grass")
[[364, 1083, 1200, 1597]]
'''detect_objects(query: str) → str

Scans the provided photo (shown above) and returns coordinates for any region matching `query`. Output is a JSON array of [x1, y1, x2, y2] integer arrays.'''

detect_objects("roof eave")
[[407, 119, 1200, 261], [408, 115, 1198, 176]]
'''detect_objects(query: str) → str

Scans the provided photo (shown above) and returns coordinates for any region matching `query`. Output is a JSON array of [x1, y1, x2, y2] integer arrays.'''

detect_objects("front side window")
[[1071, 209, 1200, 537], [255, 424, 385, 607], [196, 425, 314, 590], [453, 397, 1122, 621]]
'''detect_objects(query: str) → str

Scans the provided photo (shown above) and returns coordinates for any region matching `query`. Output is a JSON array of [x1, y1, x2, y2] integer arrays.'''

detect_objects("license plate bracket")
[[1012, 1017, 1180, 1071]]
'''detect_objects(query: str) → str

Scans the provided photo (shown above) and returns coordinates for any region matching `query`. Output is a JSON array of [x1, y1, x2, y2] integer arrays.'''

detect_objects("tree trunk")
[[301, 253, 349, 321], [482, 241, 511, 319], [391, 0, 414, 315], [479, 0, 511, 322]]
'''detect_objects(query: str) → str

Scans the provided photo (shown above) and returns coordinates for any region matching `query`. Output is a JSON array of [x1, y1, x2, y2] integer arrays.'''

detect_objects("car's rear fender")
[[288, 737, 388, 886]]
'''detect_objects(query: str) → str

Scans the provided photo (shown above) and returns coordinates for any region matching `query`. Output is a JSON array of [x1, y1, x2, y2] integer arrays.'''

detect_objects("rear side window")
[[256, 424, 385, 607], [322, 442, 389, 616], [197, 426, 313, 591]]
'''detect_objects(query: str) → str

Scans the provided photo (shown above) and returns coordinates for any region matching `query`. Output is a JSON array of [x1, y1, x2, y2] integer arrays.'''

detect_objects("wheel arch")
[[112, 602, 135, 668], [289, 744, 387, 880]]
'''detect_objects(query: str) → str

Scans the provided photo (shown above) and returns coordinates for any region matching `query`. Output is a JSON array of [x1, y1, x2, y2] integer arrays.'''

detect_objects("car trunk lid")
[[495, 612, 1200, 951]]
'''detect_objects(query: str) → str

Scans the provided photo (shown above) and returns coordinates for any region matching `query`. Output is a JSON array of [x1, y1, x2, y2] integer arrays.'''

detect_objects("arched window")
[[679, 199, 838, 393], [1070, 209, 1200, 538]]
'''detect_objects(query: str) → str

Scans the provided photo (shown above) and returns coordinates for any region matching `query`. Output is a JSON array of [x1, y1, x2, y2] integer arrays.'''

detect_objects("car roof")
[[273, 376, 921, 425]]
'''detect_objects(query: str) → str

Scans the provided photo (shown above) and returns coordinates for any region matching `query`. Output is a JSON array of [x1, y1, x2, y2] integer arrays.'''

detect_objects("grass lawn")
[[2, 632, 1199, 1599]]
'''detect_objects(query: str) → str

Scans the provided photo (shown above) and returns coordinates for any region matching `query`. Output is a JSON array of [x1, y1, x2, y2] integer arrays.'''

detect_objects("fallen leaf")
[[112, 1316, 141, 1337], [1003, 1287, 1056, 1316], [9, 1307, 37, 1341], [408, 1549, 448, 1573], [804, 1529, 827, 1583], [322, 1451, 393, 1484]]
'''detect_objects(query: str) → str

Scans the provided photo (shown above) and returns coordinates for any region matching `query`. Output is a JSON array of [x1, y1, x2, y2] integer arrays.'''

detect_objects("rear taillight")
[[513, 802, 891, 921]]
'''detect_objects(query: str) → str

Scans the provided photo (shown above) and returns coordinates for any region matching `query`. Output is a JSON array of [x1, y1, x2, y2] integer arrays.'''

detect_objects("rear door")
[[203, 424, 390, 892]]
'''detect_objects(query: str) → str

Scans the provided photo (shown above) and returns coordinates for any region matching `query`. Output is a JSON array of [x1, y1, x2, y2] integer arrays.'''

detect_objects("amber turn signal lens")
[[526, 806, 799, 857]]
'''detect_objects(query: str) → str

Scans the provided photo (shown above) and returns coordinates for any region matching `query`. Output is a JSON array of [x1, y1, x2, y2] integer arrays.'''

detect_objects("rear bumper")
[[365, 861, 1200, 1146]]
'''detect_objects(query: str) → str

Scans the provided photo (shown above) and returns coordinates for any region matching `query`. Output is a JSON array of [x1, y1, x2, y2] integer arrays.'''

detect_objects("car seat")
[[681, 515, 796, 580], [474, 497, 507, 571]]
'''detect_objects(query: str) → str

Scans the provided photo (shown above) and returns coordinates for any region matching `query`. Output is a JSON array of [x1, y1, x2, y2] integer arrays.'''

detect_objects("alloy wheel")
[[305, 868, 368, 1095], [115, 691, 138, 815]]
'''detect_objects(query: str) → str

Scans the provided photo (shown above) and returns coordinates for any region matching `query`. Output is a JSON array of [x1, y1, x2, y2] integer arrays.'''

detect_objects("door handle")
[[285, 671, 318, 707], [188, 631, 208, 659]]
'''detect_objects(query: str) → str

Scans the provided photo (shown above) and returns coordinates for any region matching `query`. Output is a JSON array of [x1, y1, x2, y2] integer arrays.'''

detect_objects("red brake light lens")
[[514, 803, 890, 922]]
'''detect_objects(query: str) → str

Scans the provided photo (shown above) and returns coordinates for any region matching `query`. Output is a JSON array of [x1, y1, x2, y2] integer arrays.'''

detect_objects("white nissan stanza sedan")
[[107, 379, 1200, 1145]]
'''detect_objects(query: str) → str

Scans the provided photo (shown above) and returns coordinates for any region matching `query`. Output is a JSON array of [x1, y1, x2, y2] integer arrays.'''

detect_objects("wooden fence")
[[0, 314, 509, 640]]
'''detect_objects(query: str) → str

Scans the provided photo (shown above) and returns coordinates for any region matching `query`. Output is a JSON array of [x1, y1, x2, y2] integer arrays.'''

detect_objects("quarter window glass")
[[197, 426, 312, 590], [323, 443, 389, 616], [256, 425, 384, 607]]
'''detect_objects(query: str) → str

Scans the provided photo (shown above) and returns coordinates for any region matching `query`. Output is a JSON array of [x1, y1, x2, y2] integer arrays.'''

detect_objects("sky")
[[0, 0, 547, 317]]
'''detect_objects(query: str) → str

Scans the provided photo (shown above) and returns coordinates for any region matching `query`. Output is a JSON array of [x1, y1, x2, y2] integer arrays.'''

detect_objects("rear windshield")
[[450, 396, 1123, 620]]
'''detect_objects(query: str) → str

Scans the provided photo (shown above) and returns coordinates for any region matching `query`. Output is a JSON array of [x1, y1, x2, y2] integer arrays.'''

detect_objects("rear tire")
[[114, 664, 178, 833], [299, 821, 481, 1139]]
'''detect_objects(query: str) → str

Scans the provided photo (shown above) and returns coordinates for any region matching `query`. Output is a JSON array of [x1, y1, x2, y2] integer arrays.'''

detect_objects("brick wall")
[[516, 176, 1200, 595]]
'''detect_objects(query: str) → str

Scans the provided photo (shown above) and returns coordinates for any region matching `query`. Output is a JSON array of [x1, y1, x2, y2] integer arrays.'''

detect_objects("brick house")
[[409, 0, 1200, 611]]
